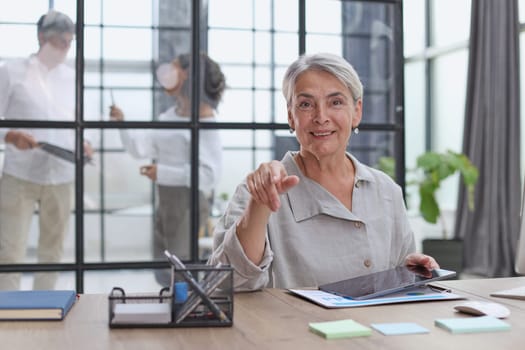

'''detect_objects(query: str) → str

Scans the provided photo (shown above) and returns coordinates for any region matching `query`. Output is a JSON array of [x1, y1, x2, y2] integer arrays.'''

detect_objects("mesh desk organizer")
[[108, 251, 233, 328]]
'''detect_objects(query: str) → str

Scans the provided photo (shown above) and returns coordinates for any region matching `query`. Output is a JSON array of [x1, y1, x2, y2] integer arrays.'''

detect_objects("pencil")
[[164, 251, 229, 323]]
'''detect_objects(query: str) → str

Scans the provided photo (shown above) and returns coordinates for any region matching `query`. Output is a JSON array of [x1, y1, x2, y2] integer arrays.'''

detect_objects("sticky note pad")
[[435, 316, 511, 334], [371, 322, 429, 335], [112, 303, 171, 324], [309, 319, 372, 339]]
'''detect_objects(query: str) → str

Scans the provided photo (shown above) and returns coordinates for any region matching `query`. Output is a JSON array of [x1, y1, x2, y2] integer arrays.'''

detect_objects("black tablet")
[[318, 266, 456, 300]]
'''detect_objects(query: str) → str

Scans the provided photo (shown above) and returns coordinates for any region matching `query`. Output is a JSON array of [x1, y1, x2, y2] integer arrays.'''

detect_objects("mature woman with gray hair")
[[209, 52, 439, 291]]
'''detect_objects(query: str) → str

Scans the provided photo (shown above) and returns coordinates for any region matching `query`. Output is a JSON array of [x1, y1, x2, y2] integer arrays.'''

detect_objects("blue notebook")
[[0, 290, 77, 321]]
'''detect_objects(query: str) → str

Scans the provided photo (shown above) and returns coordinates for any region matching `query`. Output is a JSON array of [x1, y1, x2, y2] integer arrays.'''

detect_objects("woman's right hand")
[[5, 131, 38, 150], [109, 105, 124, 121], [246, 160, 300, 212]]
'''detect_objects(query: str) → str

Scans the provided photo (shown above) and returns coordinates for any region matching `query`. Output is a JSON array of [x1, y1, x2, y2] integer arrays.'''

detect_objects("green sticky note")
[[435, 316, 511, 334], [309, 319, 372, 339]]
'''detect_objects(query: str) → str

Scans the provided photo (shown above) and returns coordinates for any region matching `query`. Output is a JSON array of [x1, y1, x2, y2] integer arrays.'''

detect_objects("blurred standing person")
[[110, 52, 225, 286], [0, 10, 93, 290]]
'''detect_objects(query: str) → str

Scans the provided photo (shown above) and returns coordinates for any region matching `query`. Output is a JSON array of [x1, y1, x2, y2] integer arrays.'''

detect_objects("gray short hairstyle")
[[37, 10, 75, 36], [282, 53, 363, 108]]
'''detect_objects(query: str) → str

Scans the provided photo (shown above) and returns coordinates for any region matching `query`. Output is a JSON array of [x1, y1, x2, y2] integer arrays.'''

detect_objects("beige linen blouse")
[[208, 151, 415, 291]]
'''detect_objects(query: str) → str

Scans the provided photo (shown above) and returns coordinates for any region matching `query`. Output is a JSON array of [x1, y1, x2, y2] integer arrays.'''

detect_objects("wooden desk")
[[2, 277, 525, 350]]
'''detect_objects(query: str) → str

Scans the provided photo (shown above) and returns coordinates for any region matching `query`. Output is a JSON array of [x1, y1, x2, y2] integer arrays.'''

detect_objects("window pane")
[[306, 34, 343, 55], [209, 29, 253, 63], [404, 61, 426, 170], [275, 0, 298, 31], [432, 50, 468, 154], [101, 143, 155, 211], [0, 272, 77, 291], [207, 1, 298, 124], [432, 49, 469, 210], [274, 33, 299, 64], [254, 0, 273, 30], [101, 214, 154, 262], [306, 0, 342, 34], [254, 66, 273, 89], [209, 0, 253, 29], [0, 2, 48, 23], [220, 89, 254, 123], [431, 0, 471, 47], [84, 269, 159, 293], [222, 65, 253, 89], [0, 24, 36, 58], [254, 31, 273, 65], [102, 28, 152, 61], [403, 0, 426, 56], [88, 127, 215, 267], [85, 0, 102, 25], [102, 0, 153, 26], [254, 90, 273, 123], [84, 26, 102, 60], [273, 90, 288, 124], [85, 88, 152, 121]]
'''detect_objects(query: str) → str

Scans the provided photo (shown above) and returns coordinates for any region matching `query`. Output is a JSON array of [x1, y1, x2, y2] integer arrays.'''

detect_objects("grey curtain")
[[454, 0, 521, 277]]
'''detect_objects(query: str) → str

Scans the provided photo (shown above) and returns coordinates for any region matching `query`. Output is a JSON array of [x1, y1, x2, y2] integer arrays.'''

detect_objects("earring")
[[353, 127, 359, 135], [289, 128, 295, 134]]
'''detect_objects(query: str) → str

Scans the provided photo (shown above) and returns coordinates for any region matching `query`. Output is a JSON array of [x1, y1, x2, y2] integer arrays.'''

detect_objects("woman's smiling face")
[[288, 69, 362, 159]]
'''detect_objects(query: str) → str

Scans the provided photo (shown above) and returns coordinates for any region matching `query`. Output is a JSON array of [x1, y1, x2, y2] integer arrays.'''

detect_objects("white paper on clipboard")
[[288, 284, 463, 309]]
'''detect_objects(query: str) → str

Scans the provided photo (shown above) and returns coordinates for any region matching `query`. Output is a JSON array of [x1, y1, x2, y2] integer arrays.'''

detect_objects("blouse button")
[[364, 259, 372, 268], [354, 222, 362, 228]]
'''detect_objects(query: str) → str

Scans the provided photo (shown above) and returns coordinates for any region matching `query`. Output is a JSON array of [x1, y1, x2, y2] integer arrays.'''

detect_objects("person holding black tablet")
[[110, 52, 225, 287], [208, 53, 439, 291], [0, 10, 93, 290]]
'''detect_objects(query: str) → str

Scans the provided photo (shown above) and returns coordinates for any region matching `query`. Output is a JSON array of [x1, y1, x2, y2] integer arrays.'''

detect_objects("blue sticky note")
[[371, 322, 430, 335]]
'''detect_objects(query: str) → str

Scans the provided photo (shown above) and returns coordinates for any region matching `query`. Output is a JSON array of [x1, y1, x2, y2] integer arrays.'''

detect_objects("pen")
[[174, 262, 226, 323], [174, 267, 230, 324], [164, 251, 229, 323]]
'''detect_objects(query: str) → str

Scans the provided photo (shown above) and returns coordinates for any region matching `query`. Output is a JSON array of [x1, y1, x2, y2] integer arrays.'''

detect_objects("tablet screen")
[[318, 266, 456, 300]]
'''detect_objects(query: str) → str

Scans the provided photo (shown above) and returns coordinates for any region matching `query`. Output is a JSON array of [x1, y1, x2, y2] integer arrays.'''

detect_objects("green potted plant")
[[412, 151, 478, 276], [376, 150, 479, 274]]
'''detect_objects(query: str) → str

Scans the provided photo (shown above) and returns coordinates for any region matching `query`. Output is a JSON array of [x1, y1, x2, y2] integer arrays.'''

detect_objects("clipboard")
[[38, 142, 92, 165], [288, 284, 464, 309]]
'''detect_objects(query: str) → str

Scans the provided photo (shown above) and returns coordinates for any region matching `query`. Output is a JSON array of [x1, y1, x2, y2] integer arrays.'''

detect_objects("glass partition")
[[0, 0, 406, 292]]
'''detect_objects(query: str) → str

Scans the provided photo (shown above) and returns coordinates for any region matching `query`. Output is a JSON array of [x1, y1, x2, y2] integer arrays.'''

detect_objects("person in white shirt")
[[0, 10, 93, 290], [110, 53, 225, 286]]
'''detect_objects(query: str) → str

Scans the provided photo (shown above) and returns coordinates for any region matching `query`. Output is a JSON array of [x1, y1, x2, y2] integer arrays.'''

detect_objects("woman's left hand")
[[83, 141, 94, 159], [140, 164, 157, 181], [405, 253, 440, 270]]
